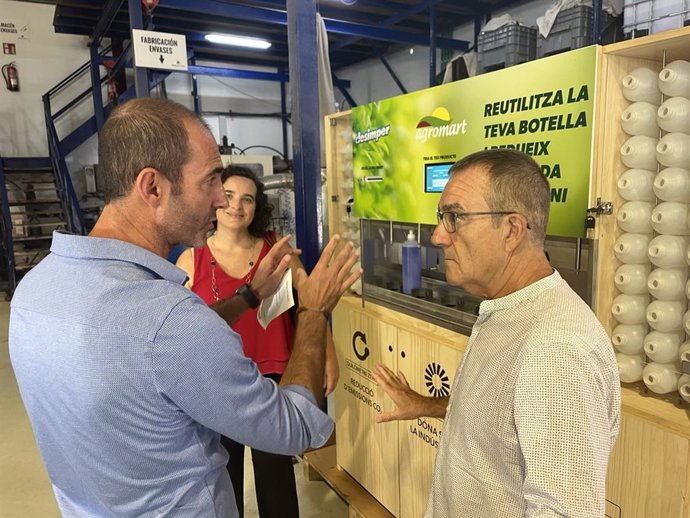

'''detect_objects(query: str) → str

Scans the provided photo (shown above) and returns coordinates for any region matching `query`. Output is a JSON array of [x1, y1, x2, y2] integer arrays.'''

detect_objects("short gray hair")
[[450, 149, 550, 244]]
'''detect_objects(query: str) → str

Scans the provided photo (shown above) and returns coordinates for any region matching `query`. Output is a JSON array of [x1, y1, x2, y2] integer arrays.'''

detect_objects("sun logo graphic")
[[415, 107, 467, 144], [424, 362, 451, 398]]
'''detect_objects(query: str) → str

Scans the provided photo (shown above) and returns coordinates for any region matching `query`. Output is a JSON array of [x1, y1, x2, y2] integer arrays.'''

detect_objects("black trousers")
[[222, 373, 299, 518]]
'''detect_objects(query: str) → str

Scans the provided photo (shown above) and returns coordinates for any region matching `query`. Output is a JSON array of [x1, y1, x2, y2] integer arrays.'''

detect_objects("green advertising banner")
[[352, 46, 598, 238]]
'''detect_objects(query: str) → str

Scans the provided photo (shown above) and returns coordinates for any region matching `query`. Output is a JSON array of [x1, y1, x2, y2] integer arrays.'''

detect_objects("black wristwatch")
[[235, 283, 261, 309]]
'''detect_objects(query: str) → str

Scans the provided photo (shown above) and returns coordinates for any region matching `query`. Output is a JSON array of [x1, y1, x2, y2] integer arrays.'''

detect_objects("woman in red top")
[[176, 165, 339, 518]]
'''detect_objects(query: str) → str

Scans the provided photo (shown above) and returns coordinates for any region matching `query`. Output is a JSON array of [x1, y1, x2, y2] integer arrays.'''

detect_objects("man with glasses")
[[374, 149, 620, 517]]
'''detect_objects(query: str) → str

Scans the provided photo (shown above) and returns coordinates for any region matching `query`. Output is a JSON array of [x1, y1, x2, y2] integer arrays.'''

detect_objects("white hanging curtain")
[[316, 13, 336, 166]]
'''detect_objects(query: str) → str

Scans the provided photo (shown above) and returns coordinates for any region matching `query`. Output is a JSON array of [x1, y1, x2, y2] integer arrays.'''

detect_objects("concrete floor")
[[0, 300, 347, 518]]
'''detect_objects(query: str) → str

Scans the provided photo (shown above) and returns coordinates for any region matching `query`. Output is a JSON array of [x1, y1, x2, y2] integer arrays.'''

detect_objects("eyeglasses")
[[436, 209, 531, 233]]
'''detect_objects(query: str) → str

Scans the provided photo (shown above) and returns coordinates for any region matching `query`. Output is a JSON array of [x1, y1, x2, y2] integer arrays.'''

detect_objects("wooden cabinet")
[[332, 302, 399, 514], [332, 296, 467, 518], [591, 28, 690, 518], [395, 329, 463, 518]]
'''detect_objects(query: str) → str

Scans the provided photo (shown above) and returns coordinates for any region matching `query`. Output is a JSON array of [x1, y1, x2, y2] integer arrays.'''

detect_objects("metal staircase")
[[0, 157, 80, 297]]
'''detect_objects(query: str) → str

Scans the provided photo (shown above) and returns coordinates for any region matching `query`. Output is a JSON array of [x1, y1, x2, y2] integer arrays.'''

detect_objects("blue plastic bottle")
[[402, 230, 421, 295]]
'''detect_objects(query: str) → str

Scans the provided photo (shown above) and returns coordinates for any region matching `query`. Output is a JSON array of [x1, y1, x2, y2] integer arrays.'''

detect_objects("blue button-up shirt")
[[9, 232, 333, 518]]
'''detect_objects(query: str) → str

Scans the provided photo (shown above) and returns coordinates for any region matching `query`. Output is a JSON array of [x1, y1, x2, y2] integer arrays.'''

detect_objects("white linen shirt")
[[9, 232, 333, 518], [425, 270, 620, 518]]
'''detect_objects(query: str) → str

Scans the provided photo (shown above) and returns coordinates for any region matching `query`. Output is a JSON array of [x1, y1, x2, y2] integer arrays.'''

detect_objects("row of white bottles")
[[621, 97, 690, 137], [612, 295, 687, 330], [618, 168, 690, 203], [614, 65, 690, 402], [613, 233, 690, 265], [621, 133, 690, 170], [622, 61, 690, 104], [616, 353, 685, 395], [614, 334, 690, 363]]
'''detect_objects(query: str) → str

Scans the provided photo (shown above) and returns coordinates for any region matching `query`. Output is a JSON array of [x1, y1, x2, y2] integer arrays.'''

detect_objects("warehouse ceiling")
[[30, 0, 532, 71]]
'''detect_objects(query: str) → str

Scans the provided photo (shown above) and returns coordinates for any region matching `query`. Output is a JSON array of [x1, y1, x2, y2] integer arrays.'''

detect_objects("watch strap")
[[236, 283, 260, 309]]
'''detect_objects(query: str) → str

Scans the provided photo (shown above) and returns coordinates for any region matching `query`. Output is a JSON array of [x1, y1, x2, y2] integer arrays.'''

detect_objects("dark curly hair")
[[221, 165, 274, 238]]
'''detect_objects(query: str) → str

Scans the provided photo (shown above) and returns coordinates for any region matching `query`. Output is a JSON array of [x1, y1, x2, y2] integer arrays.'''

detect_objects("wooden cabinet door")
[[333, 303, 400, 516], [395, 329, 464, 518], [606, 413, 690, 518]]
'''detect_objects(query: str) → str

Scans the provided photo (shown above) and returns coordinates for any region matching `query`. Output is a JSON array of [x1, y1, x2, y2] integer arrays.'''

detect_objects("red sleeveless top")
[[191, 232, 295, 375]]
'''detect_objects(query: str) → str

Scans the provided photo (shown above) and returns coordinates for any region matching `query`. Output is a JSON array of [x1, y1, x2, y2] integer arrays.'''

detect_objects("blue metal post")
[[280, 79, 289, 160], [591, 0, 602, 44], [429, 6, 437, 87], [287, 0, 321, 272], [0, 159, 16, 294], [89, 42, 105, 132], [190, 57, 200, 114], [374, 48, 407, 94], [128, 0, 149, 97]]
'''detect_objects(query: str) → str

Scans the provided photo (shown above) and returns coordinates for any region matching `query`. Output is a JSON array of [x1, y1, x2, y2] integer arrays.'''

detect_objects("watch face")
[[237, 284, 260, 308]]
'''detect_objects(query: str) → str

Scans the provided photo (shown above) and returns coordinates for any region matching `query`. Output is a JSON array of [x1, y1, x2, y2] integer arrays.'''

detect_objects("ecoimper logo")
[[415, 107, 467, 143]]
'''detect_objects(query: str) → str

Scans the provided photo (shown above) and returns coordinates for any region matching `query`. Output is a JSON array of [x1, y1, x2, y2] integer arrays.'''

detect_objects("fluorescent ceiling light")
[[205, 33, 271, 49]]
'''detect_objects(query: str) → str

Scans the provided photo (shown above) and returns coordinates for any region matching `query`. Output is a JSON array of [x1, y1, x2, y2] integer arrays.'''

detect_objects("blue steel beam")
[[287, 0, 321, 272], [332, 0, 456, 52], [128, 0, 149, 98], [89, 0, 125, 43], [429, 6, 437, 87], [280, 79, 288, 159], [187, 65, 288, 82], [373, 48, 406, 94], [592, 0, 603, 44], [89, 42, 105, 132], [160, 0, 468, 50]]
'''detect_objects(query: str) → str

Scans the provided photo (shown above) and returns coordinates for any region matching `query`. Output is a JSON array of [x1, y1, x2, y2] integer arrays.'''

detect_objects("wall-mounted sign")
[[0, 18, 29, 40], [132, 29, 188, 71], [352, 46, 598, 238]]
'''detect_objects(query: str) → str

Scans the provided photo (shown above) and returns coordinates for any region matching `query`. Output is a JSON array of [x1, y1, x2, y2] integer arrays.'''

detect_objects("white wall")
[[0, 0, 91, 157], [164, 62, 291, 157]]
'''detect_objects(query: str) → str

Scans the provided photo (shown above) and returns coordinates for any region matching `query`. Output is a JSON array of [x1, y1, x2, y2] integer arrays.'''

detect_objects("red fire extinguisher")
[[2, 62, 19, 92]]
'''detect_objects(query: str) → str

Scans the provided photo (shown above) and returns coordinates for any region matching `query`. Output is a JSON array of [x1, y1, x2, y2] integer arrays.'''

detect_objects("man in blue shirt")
[[9, 98, 360, 518]]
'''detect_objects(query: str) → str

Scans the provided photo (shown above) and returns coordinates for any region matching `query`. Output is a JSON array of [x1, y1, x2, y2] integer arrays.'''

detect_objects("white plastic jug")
[[612, 323, 647, 355], [646, 299, 686, 332], [621, 135, 659, 170], [647, 268, 687, 300], [621, 101, 660, 137], [616, 353, 646, 383], [617, 201, 654, 233], [643, 362, 681, 394], [648, 235, 688, 268], [614, 233, 653, 264], [611, 293, 650, 325], [618, 168, 657, 202], [643, 330, 684, 363], [656, 132, 690, 169], [657, 97, 690, 133], [658, 60, 690, 98], [615, 263, 651, 294], [653, 167, 690, 202], [622, 67, 661, 104]]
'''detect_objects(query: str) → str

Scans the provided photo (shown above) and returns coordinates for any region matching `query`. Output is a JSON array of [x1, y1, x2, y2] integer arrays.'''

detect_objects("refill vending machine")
[[350, 46, 598, 333]]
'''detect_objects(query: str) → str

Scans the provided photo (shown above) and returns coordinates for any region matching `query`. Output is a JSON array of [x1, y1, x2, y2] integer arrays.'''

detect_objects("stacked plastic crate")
[[477, 23, 537, 74], [537, 5, 616, 57], [613, 60, 690, 403], [623, 0, 690, 37]]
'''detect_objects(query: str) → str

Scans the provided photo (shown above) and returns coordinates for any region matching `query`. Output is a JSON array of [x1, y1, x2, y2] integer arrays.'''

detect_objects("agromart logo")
[[415, 107, 467, 143]]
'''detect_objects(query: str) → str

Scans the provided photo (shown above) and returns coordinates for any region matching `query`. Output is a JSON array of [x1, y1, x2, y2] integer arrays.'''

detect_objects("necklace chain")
[[209, 241, 259, 303]]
